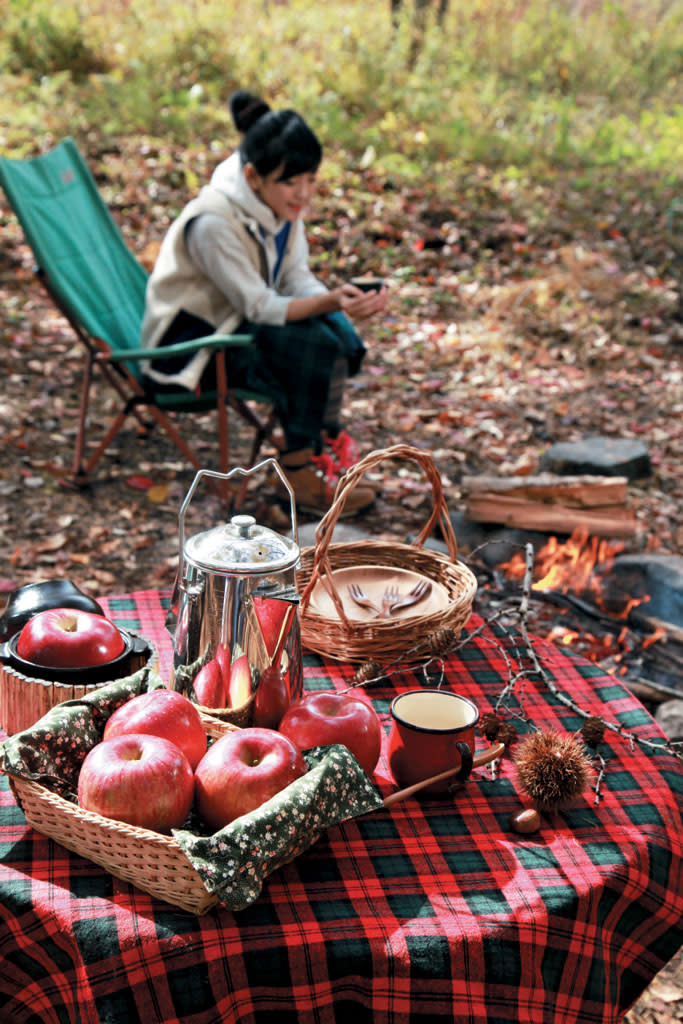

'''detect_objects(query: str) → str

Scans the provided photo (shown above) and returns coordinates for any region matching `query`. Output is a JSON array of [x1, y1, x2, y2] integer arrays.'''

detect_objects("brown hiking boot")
[[278, 448, 375, 518]]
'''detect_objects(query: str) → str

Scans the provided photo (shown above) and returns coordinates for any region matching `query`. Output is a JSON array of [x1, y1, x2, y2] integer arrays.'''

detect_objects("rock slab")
[[539, 438, 652, 480]]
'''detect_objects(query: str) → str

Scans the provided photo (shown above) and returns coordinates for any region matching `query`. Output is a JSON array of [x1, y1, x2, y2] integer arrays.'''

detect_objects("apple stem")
[[269, 603, 296, 670]]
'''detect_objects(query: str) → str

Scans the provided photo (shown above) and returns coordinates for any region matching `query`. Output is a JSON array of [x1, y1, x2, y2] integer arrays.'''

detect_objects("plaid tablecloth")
[[0, 589, 681, 1024]]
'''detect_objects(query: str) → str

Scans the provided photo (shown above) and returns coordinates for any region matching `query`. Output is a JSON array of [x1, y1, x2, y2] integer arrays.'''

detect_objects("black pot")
[[0, 628, 150, 683], [0, 581, 105, 642]]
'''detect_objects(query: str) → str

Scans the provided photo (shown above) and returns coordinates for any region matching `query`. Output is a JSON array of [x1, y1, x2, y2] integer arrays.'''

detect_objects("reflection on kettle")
[[166, 463, 303, 725]]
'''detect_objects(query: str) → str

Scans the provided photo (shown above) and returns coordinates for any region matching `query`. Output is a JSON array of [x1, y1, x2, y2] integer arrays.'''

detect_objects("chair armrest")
[[104, 334, 253, 363]]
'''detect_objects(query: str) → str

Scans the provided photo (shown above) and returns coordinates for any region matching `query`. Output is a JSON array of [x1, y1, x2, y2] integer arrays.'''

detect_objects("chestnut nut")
[[510, 807, 541, 834]]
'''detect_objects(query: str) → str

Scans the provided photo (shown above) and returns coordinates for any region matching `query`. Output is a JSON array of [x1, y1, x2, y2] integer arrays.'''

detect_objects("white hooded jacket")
[[140, 152, 327, 390]]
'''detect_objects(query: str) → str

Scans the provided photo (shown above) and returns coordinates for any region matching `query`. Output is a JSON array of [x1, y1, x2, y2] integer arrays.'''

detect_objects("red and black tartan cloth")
[[1, 589, 681, 1024]]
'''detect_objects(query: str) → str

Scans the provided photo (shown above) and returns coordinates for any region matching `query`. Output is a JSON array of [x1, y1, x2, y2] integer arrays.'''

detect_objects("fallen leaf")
[[126, 475, 156, 491], [146, 483, 171, 504], [35, 532, 69, 553]]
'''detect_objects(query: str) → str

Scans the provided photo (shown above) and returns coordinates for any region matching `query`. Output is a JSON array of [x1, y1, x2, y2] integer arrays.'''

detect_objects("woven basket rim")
[[192, 688, 256, 723], [296, 540, 476, 663], [3, 708, 239, 913], [8, 773, 183, 849], [296, 446, 476, 664], [298, 540, 477, 630], [7, 773, 216, 914]]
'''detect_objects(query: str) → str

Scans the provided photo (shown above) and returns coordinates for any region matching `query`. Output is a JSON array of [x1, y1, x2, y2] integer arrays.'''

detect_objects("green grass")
[[0, 0, 681, 185]]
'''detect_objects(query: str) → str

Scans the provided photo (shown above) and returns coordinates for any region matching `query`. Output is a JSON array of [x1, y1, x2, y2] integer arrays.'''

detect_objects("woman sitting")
[[140, 90, 388, 516]]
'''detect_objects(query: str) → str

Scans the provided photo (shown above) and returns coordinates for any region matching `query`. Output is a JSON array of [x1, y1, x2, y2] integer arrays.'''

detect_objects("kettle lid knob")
[[231, 514, 256, 538]]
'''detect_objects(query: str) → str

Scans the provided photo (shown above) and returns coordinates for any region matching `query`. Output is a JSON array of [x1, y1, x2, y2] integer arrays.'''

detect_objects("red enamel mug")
[[388, 689, 501, 794]]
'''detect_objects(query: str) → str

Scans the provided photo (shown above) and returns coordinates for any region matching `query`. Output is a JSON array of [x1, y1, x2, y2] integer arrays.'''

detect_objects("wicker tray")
[[297, 444, 477, 663], [0, 631, 154, 737], [7, 708, 237, 916]]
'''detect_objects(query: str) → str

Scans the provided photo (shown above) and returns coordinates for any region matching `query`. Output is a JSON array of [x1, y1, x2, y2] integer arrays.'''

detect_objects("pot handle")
[[127, 632, 151, 655], [0, 640, 12, 664], [177, 460, 298, 559]]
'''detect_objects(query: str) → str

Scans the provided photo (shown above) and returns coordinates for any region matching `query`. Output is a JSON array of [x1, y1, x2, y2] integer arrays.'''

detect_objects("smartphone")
[[350, 276, 385, 293]]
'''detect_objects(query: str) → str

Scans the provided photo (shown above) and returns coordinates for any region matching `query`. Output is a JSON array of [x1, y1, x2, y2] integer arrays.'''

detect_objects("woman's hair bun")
[[229, 91, 271, 133]]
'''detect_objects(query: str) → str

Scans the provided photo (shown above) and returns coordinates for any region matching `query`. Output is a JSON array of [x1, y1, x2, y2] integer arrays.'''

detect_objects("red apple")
[[278, 691, 382, 776], [252, 597, 292, 659], [253, 665, 290, 730], [103, 688, 207, 770], [78, 733, 194, 833], [228, 653, 252, 709], [193, 658, 226, 708], [194, 727, 306, 830], [16, 608, 125, 668]]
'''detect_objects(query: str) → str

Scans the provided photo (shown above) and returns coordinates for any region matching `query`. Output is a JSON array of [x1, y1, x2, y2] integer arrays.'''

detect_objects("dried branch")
[[342, 540, 683, 793]]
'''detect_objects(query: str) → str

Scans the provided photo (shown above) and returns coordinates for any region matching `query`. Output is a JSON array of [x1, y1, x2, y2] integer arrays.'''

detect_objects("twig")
[[491, 543, 683, 767], [342, 540, 683, 782]]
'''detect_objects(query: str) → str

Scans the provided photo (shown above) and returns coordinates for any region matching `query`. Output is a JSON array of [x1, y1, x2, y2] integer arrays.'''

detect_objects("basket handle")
[[300, 444, 459, 620]]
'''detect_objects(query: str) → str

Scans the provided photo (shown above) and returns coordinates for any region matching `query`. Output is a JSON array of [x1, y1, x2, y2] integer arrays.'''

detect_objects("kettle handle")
[[177, 460, 298, 555]]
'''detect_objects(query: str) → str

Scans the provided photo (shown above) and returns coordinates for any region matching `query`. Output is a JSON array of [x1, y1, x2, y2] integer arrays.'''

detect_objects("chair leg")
[[248, 408, 278, 468], [215, 350, 229, 476], [80, 409, 132, 477], [72, 348, 94, 480]]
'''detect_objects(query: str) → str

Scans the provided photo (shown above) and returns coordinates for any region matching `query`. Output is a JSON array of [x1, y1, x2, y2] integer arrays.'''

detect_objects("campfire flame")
[[500, 527, 643, 617], [498, 527, 658, 672]]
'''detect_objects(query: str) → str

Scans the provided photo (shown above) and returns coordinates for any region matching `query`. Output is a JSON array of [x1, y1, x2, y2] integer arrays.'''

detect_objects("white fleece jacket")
[[140, 152, 327, 390]]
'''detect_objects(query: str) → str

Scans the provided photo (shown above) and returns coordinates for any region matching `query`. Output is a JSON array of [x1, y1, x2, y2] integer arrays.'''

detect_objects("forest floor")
[[0, 138, 681, 1017]]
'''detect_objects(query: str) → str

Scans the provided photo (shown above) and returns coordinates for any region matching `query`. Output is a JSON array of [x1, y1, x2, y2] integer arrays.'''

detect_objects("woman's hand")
[[337, 282, 388, 320], [286, 284, 388, 322]]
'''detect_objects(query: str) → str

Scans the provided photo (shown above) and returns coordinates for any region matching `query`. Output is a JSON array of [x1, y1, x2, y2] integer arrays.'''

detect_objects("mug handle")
[[454, 740, 473, 783]]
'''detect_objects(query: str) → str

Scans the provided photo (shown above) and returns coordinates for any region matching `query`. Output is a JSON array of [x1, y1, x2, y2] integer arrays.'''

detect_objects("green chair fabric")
[[0, 137, 274, 486], [0, 137, 148, 376]]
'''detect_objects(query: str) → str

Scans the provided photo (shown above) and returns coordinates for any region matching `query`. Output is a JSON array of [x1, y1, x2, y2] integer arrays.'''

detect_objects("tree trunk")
[[391, 0, 449, 32]]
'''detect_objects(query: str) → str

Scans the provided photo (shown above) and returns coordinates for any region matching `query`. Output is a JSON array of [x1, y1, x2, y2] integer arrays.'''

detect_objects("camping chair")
[[0, 137, 278, 501]]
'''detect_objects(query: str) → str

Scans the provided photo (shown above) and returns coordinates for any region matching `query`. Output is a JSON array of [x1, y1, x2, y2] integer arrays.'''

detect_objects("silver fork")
[[387, 579, 432, 615], [347, 583, 381, 616]]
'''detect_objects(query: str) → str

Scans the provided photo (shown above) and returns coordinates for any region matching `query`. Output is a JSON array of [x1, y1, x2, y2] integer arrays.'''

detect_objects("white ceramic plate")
[[307, 564, 449, 623]]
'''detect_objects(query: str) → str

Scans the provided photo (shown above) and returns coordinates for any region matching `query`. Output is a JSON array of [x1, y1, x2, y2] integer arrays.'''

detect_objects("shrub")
[[4, 1, 109, 81]]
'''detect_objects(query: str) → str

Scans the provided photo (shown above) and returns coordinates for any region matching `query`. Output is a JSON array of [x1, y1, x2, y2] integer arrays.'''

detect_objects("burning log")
[[478, 528, 683, 704], [462, 474, 637, 538], [628, 611, 683, 648]]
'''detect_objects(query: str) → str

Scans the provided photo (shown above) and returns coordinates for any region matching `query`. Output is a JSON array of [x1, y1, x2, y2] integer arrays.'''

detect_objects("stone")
[[539, 438, 652, 480], [446, 511, 555, 566], [297, 521, 370, 549], [603, 553, 683, 626], [654, 700, 683, 742]]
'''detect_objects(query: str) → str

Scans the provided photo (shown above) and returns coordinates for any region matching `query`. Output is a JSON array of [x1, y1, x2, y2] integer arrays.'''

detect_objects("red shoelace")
[[326, 430, 359, 473], [310, 451, 340, 501]]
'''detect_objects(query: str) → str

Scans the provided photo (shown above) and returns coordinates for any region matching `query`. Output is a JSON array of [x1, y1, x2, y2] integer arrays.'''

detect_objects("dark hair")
[[229, 90, 322, 181]]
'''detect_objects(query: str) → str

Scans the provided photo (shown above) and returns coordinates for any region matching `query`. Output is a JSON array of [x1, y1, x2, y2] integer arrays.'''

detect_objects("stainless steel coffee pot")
[[166, 461, 302, 712]]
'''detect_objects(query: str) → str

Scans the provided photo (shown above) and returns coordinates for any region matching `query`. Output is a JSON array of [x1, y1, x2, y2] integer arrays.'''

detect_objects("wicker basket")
[[297, 444, 477, 663], [0, 632, 155, 737], [6, 709, 237, 916], [191, 690, 256, 730]]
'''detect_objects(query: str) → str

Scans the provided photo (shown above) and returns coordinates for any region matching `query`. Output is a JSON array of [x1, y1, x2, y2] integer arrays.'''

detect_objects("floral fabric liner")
[[0, 667, 161, 796], [0, 669, 384, 910], [174, 743, 383, 910]]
